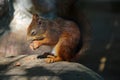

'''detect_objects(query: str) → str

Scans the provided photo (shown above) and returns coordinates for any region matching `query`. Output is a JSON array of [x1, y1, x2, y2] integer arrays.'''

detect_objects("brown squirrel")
[[27, 14, 80, 63]]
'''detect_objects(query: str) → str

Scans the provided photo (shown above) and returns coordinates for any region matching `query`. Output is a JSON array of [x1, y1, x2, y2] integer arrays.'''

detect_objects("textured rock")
[[0, 55, 103, 80]]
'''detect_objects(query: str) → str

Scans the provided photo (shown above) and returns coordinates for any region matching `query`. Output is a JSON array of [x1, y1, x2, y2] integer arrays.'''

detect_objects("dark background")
[[78, 0, 120, 80]]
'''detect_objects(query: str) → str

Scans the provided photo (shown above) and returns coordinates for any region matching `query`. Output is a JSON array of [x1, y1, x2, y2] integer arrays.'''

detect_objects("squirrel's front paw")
[[30, 43, 34, 50], [30, 41, 41, 50]]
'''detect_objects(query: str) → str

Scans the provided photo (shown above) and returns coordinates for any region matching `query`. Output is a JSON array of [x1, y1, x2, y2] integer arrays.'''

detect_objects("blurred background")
[[0, 0, 120, 80], [78, 1, 120, 80]]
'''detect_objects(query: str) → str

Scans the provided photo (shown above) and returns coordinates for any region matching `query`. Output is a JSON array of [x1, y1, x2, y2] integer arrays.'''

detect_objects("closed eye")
[[30, 29, 36, 36]]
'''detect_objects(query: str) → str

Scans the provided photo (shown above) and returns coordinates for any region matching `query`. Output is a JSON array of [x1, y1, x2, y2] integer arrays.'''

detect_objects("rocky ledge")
[[0, 55, 103, 80]]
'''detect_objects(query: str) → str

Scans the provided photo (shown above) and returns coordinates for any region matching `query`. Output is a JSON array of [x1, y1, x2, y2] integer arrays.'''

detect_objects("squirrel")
[[27, 14, 80, 63]]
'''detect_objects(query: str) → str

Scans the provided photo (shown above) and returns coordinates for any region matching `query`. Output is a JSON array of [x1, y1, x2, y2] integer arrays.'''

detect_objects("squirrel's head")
[[27, 14, 48, 42]]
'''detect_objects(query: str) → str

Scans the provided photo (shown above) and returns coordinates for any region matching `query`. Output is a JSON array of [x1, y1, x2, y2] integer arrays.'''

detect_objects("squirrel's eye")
[[31, 29, 36, 36]]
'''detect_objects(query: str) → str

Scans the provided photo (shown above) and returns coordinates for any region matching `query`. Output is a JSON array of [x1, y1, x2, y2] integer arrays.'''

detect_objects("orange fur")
[[27, 14, 80, 63]]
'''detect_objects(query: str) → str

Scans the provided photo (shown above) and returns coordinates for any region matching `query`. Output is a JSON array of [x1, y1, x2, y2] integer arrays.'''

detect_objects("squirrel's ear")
[[33, 14, 39, 20]]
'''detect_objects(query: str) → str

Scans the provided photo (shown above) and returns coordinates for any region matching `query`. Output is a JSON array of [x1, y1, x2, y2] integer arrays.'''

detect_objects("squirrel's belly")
[[51, 47, 56, 56]]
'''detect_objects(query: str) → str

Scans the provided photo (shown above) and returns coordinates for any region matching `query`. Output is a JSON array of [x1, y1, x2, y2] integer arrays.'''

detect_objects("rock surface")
[[0, 55, 103, 80]]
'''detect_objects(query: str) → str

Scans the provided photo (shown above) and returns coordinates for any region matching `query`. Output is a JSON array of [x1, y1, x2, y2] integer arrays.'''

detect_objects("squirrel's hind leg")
[[45, 56, 63, 63]]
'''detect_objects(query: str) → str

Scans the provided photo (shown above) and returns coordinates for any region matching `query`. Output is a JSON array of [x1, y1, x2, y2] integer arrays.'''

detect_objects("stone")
[[0, 55, 103, 80]]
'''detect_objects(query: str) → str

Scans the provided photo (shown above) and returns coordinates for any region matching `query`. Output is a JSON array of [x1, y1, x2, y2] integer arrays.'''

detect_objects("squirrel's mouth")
[[27, 36, 45, 43], [34, 36, 45, 41]]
